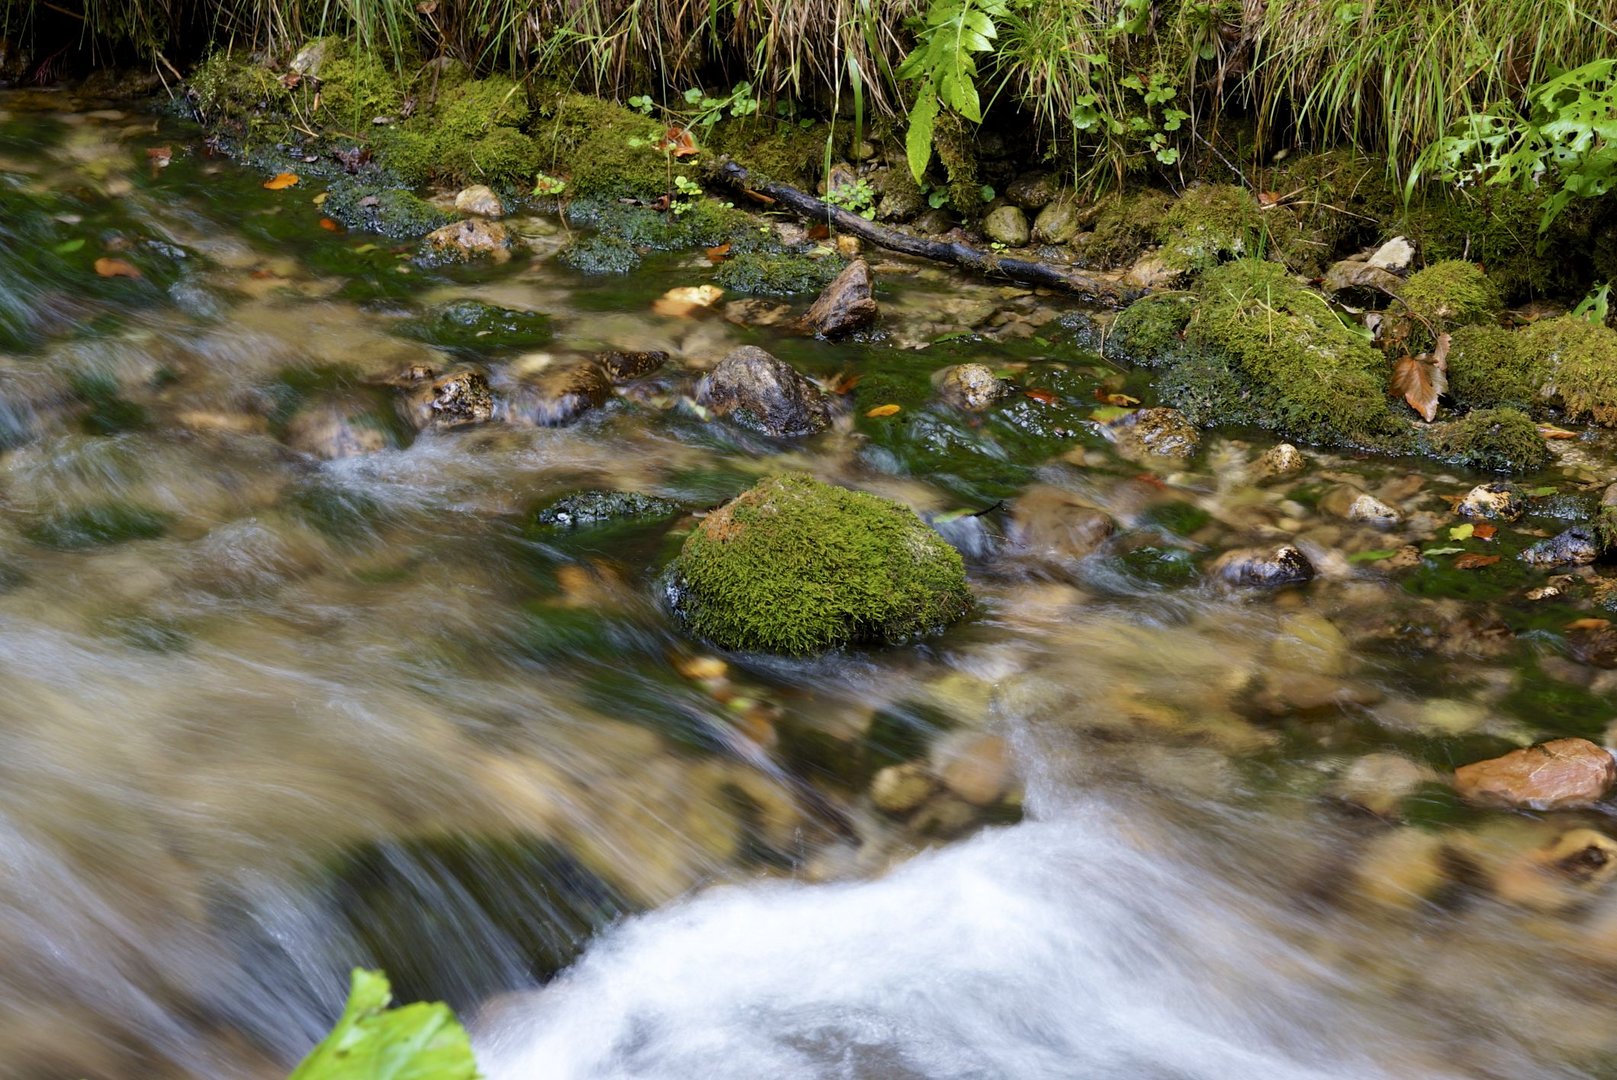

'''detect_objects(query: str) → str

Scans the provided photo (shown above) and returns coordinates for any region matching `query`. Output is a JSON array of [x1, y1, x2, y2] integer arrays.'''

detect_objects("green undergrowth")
[[1393, 260, 1501, 349], [713, 252, 842, 296]]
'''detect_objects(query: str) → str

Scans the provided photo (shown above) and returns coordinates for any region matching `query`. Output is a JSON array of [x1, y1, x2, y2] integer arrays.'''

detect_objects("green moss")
[[315, 50, 408, 130], [1086, 190, 1175, 268], [1262, 150, 1390, 275], [397, 299, 552, 355], [1520, 315, 1617, 425], [1178, 260, 1406, 448], [1108, 294, 1195, 365], [1445, 324, 1546, 412], [565, 196, 764, 254], [25, 503, 170, 549], [713, 252, 841, 296], [1425, 407, 1548, 473], [534, 93, 690, 201], [559, 233, 640, 274], [705, 117, 830, 188], [321, 176, 450, 238], [669, 473, 972, 654], [933, 110, 984, 219], [1156, 185, 1275, 276], [1394, 260, 1502, 349], [189, 51, 287, 126], [379, 76, 535, 187]]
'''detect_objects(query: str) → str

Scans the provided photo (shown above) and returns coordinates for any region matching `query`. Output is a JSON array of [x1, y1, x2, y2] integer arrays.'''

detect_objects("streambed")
[[3, 88, 1617, 1079]]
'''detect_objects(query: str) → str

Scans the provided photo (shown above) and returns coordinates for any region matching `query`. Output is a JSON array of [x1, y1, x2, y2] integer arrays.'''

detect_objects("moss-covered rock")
[[1173, 259, 1406, 448], [312, 48, 409, 129], [558, 233, 640, 275], [533, 93, 688, 201], [1445, 324, 1545, 412], [1426, 407, 1550, 473], [1085, 190, 1175, 268], [1157, 184, 1274, 276], [534, 490, 680, 528], [667, 473, 972, 654], [1394, 260, 1502, 349], [713, 252, 841, 296], [1107, 294, 1195, 365], [1520, 315, 1617, 425], [380, 75, 537, 188], [397, 299, 553, 355], [321, 176, 451, 238]]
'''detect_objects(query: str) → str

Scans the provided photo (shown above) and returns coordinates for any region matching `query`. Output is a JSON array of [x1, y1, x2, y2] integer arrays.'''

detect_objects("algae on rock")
[[1521, 316, 1617, 425], [1393, 260, 1502, 349], [1425, 407, 1549, 474], [666, 473, 972, 654]]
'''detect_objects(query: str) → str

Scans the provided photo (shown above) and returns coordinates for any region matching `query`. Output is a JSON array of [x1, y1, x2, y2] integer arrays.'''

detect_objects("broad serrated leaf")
[[906, 87, 939, 184], [289, 970, 479, 1080]]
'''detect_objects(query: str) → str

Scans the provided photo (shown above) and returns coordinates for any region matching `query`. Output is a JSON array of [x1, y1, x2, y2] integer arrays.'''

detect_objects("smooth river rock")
[[698, 346, 830, 437], [799, 258, 877, 338], [1454, 738, 1617, 810], [1211, 544, 1315, 587]]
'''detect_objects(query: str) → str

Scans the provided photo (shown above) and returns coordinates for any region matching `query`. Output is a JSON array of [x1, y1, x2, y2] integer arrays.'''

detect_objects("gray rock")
[[453, 184, 506, 219], [1367, 235, 1415, 272], [596, 350, 667, 383], [1109, 407, 1200, 460], [799, 258, 877, 338], [1458, 482, 1524, 521], [1521, 526, 1601, 568], [1005, 172, 1061, 210], [983, 205, 1030, 247], [1211, 544, 1315, 587], [1009, 485, 1116, 560], [1254, 442, 1306, 480], [698, 346, 830, 437], [871, 168, 924, 221], [1321, 258, 1405, 303], [934, 363, 1011, 411], [1346, 493, 1401, 527], [505, 363, 612, 426], [397, 368, 495, 431], [1032, 198, 1082, 244], [534, 490, 680, 528], [913, 208, 955, 236], [289, 39, 332, 77]]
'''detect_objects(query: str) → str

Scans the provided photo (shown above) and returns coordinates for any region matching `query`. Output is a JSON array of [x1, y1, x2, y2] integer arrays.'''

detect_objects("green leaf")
[[289, 970, 479, 1080], [53, 238, 85, 254], [1421, 546, 1465, 556], [906, 86, 940, 184], [1528, 485, 1559, 496], [1090, 405, 1135, 422], [1449, 523, 1475, 540]]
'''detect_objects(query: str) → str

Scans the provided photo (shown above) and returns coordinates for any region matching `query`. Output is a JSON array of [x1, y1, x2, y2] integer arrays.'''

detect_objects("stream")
[[4, 87, 1617, 1080]]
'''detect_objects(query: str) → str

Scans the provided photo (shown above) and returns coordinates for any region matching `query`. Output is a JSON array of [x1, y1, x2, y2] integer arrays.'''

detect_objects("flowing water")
[[5, 87, 1617, 1080]]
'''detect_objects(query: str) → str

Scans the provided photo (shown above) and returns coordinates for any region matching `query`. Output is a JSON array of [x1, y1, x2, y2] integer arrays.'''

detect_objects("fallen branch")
[[709, 160, 1140, 307]]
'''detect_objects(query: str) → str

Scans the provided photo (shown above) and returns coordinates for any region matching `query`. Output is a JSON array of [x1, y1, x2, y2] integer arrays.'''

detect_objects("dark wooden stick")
[[709, 160, 1140, 307]]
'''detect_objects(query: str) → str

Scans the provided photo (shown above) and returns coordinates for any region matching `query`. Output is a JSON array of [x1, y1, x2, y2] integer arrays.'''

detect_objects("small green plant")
[[1574, 282, 1613, 325], [826, 176, 878, 219], [672, 174, 704, 215], [1411, 58, 1617, 233], [289, 969, 479, 1079], [897, 0, 1011, 183], [531, 171, 567, 196]]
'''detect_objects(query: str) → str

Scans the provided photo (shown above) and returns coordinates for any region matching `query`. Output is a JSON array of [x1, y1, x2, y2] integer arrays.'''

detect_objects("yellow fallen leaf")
[[1449, 523, 1474, 540], [263, 172, 300, 190], [652, 284, 724, 317], [93, 257, 141, 279], [311, 191, 329, 206], [865, 403, 902, 417]]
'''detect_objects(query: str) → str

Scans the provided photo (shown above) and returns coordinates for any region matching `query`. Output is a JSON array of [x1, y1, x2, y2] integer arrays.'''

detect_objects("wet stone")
[[698, 346, 830, 438], [423, 218, 510, 261], [1490, 827, 1617, 912], [1254, 442, 1306, 481], [282, 398, 398, 459], [933, 363, 1011, 412], [1032, 198, 1083, 245], [1109, 407, 1200, 461], [870, 762, 935, 814], [1457, 483, 1523, 521], [1004, 172, 1061, 211], [504, 362, 612, 427], [1329, 753, 1438, 818], [1521, 526, 1600, 568], [983, 205, 1030, 247], [798, 258, 877, 338], [1454, 738, 1617, 810], [534, 490, 680, 528], [453, 184, 505, 219], [933, 732, 1011, 807], [596, 350, 667, 384], [1566, 621, 1617, 669], [1211, 544, 1315, 587], [398, 368, 494, 431], [1009, 485, 1116, 561], [1346, 493, 1401, 528]]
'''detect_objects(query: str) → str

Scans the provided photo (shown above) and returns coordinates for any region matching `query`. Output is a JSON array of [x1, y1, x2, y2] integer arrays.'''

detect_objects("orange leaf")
[[659, 127, 700, 158], [1390, 355, 1446, 422], [705, 241, 732, 263], [1257, 190, 1284, 207], [1472, 523, 1497, 540], [279, 71, 301, 89], [1453, 553, 1500, 570], [825, 371, 862, 395], [1567, 618, 1613, 631], [1103, 392, 1140, 406], [146, 146, 172, 168], [865, 403, 901, 418], [1024, 388, 1059, 405], [807, 223, 831, 241], [1537, 424, 1579, 440], [319, 217, 341, 232], [263, 172, 300, 190], [93, 257, 141, 279], [741, 188, 777, 206]]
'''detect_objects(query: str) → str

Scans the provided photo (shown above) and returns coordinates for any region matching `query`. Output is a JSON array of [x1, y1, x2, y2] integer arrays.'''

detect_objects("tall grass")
[[8, 0, 1617, 190]]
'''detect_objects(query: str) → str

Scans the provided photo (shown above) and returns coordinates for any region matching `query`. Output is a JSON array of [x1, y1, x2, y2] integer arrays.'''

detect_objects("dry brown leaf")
[[1390, 332, 1451, 422], [93, 257, 141, 279], [659, 127, 700, 158], [146, 146, 171, 168], [1024, 388, 1059, 405], [1257, 190, 1284, 207], [865, 404, 902, 418], [1472, 523, 1498, 540], [1567, 618, 1613, 631], [1538, 424, 1579, 440], [263, 172, 300, 190], [741, 188, 777, 206], [1453, 553, 1501, 570], [279, 72, 301, 89]]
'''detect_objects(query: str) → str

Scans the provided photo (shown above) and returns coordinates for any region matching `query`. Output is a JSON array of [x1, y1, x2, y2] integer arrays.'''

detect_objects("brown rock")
[[698, 346, 830, 437], [424, 217, 510, 261], [798, 258, 877, 337], [933, 363, 1011, 411], [870, 762, 935, 814], [504, 362, 612, 426], [597, 350, 667, 383], [1490, 827, 1617, 912], [1454, 738, 1616, 810], [1009, 484, 1116, 560], [453, 184, 505, 218], [397, 368, 494, 430], [934, 733, 1011, 806]]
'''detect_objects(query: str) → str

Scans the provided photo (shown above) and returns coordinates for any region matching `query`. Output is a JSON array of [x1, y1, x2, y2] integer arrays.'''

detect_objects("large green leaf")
[[289, 969, 481, 1080], [906, 85, 940, 184]]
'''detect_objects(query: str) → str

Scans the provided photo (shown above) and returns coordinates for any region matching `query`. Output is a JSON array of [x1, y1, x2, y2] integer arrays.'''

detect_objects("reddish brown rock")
[[1454, 738, 1616, 810]]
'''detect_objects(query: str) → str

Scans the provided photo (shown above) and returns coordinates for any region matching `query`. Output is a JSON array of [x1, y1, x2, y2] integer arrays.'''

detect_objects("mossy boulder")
[[1426, 407, 1549, 474], [1169, 259, 1406, 448], [713, 252, 841, 296], [666, 473, 972, 654], [534, 93, 690, 201], [1156, 184, 1274, 276], [380, 75, 536, 188], [397, 299, 553, 355], [1446, 324, 1545, 412], [1521, 315, 1617, 425], [1394, 260, 1502, 349], [559, 233, 640, 275], [1084, 190, 1175, 268], [321, 176, 451, 238], [1107, 294, 1195, 365]]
